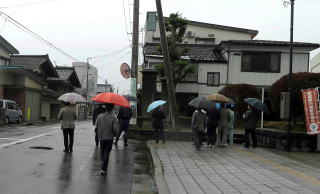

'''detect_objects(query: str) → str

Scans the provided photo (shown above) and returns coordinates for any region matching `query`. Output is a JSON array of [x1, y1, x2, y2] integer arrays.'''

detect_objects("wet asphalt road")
[[0, 121, 136, 194]]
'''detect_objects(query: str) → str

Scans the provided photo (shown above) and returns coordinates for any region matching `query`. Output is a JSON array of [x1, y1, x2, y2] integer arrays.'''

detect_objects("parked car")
[[0, 99, 23, 124]]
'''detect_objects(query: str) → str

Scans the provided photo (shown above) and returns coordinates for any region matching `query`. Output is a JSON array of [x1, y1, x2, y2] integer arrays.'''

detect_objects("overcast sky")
[[0, 0, 319, 93]]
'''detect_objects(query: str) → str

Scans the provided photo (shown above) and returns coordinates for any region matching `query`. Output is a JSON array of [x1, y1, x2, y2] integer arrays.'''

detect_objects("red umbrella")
[[92, 92, 130, 107]]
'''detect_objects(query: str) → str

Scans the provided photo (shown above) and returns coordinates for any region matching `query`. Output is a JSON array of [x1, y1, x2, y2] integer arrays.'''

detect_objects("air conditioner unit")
[[186, 31, 194, 38], [208, 33, 215, 37]]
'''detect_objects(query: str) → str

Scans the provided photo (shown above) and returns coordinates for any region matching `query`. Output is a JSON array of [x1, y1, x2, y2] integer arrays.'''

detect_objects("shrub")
[[219, 84, 260, 125], [269, 72, 320, 122]]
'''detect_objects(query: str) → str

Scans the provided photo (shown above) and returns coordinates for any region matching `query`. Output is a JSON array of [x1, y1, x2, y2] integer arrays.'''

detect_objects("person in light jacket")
[[58, 102, 78, 153], [192, 108, 207, 151], [95, 103, 119, 175], [217, 103, 230, 147], [226, 104, 235, 146], [243, 105, 259, 148], [92, 104, 105, 146]]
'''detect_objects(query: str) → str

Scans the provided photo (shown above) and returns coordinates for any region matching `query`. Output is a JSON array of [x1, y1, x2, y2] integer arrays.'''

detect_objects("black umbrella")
[[123, 95, 137, 102], [244, 98, 269, 114], [188, 96, 216, 109]]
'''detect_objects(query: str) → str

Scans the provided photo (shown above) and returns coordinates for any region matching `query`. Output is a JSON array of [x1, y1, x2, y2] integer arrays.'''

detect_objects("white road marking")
[[0, 130, 58, 148], [0, 138, 21, 140]]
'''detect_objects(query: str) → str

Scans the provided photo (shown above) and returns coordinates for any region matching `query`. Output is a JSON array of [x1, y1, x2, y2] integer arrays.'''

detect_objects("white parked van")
[[0, 99, 23, 124]]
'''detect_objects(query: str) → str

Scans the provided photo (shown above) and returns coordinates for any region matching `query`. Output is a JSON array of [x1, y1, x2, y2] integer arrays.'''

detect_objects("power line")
[[88, 45, 131, 60], [0, 10, 80, 62], [93, 51, 131, 68], [122, 0, 131, 44]]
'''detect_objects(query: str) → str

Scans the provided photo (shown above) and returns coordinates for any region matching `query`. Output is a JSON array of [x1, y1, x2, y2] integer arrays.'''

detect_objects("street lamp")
[[286, 0, 295, 152]]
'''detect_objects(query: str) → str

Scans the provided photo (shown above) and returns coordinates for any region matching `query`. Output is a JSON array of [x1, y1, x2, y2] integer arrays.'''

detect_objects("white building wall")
[[197, 63, 228, 96], [145, 21, 253, 44], [73, 62, 98, 99], [227, 46, 309, 86], [311, 52, 320, 72]]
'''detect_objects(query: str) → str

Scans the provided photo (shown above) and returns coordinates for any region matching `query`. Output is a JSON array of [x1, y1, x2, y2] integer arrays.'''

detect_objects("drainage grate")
[[29, 146, 53, 150]]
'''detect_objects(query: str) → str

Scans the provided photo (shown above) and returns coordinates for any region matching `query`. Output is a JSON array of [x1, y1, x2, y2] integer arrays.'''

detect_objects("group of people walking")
[[57, 100, 259, 175], [192, 103, 259, 151], [58, 102, 132, 176]]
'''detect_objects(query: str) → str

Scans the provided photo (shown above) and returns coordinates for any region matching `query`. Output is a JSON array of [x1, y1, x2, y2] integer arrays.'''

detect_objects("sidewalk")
[[149, 141, 320, 194]]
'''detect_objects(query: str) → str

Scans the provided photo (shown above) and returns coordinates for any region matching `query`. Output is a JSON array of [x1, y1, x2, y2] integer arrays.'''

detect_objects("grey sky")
[[0, 0, 319, 93]]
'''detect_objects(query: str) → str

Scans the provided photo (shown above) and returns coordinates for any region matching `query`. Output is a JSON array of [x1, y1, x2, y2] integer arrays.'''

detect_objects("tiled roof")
[[11, 55, 49, 70], [50, 66, 74, 81], [144, 43, 226, 62], [10, 55, 58, 77], [220, 40, 320, 48], [48, 66, 81, 87]]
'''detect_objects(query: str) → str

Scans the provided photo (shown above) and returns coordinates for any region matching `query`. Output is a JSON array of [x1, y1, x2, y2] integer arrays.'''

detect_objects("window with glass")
[[207, 72, 220, 86], [241, 52, 281, 73]]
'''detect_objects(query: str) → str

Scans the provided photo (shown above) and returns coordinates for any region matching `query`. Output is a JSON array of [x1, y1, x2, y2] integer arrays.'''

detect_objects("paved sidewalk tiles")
[[154, 141, 320, 194]]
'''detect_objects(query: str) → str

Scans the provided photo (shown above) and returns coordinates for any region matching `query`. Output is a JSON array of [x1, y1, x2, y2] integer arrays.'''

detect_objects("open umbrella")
[[93, 92, 130, 107], [147, 100, 166, 112], [244, 98, 269, 114], [123, 94, 137, 102], [58, 92, 86, 104], [206, 94, 230, 103], [188, 96, 216, 109]]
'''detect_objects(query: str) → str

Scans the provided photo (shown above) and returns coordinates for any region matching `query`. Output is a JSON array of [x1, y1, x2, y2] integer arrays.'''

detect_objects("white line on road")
[[0, 138, 21, 140], [0, 130, 58, 149]]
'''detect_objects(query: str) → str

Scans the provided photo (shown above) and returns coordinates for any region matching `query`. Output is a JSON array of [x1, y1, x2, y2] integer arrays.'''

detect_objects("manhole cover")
[[29, 146, 53, 150]]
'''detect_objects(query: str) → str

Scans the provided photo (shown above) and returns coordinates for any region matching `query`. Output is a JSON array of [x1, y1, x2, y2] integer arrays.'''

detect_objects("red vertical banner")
[[301, 89, 320, 135]]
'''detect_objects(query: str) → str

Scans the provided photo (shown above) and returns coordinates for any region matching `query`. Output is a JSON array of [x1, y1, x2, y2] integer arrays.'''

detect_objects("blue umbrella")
[[244, 98, 269, 114], [147, 100, 167, 112]]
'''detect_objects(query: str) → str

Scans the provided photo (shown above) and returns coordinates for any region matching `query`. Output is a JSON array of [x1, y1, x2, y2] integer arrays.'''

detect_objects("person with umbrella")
[[151, 106, 166, 144], [58, 102, 78, 153], [206, 106, 219, 148], [226, 104, 235, 146], [95, 103, 119, 175], [243, 105, 260, 148], [92, 92, 129, 175], [191, 108, 207, 151], [114, 105, 133, 147], [92, 104, 105, 146], [217, 103, 230, 147], [188, 96, 216, 148]]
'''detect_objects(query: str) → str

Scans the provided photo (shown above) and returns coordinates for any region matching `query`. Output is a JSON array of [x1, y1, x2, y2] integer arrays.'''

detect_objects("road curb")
[[147, 141, 170, 194]]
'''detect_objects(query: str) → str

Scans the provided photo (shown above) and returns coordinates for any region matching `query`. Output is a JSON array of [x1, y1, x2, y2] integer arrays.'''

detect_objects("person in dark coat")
[[95, 103, 119, 175], [114, 106, 133, 147], [206, 107, 220, 148], [243, 105, 259, 148], [151, 106, 166, 143], [192, 108, 207, 151], [93, 104, 105, 146]]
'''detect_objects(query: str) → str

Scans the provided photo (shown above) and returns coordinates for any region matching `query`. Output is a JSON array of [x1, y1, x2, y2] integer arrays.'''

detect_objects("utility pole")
[[287, 0, 295, 152], [131, 0, 139, 126], [86, 59, 90, 101], [155, 0, 178, 130]]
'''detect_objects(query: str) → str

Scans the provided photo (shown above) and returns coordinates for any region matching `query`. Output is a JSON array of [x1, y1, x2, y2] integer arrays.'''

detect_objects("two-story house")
[[142, 12, 319, 115]]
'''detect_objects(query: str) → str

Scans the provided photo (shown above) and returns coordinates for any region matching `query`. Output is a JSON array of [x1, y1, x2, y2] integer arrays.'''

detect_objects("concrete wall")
[[41, 101, 50, 120], [25, 91, 40, 121]]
